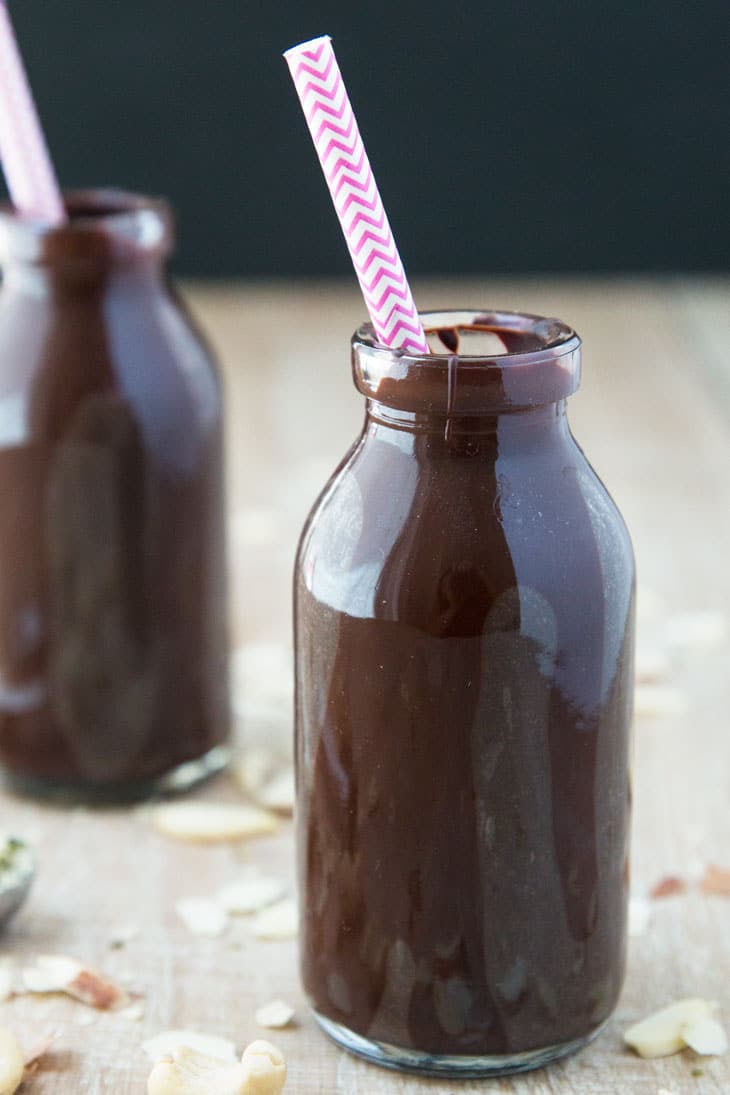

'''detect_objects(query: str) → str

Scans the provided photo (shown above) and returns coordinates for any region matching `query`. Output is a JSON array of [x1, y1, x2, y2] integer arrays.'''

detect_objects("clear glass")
[[294, 310, 635, 1077], [0, 191, 229, 800]]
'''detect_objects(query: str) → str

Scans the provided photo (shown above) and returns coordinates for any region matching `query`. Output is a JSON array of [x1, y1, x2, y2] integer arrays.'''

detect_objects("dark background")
[[11, 0, 729, 277]]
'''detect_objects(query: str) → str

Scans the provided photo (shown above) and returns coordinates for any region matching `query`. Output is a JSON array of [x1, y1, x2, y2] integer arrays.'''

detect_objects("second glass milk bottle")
[[0, 190, 229, 798]]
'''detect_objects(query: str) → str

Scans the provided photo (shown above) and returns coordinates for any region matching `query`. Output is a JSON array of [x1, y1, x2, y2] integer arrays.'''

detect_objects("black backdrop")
[[10, 0, 730, 277]]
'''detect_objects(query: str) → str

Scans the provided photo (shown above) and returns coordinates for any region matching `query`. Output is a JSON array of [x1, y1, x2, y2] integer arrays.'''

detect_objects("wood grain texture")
[[1, 278, 729, 1093]]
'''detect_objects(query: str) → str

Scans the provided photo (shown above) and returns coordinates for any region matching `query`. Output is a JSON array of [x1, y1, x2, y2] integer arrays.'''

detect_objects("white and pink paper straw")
[[284, 35, 429, 355], [0, 1, 64, 224]]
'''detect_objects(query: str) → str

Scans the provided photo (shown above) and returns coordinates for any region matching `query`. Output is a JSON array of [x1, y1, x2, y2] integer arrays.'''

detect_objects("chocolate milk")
[[0, 192, 229, 796], [294, 312, 634, 1072]]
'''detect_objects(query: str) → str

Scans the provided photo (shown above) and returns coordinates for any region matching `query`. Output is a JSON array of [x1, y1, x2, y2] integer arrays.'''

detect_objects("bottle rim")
[[352, 309, 582, 413], [0, 189, 173, 268]]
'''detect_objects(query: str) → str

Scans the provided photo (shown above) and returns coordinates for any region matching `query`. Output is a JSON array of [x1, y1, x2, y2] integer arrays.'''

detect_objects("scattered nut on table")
[[152, 802, 279, 843], [251, 899, 298, 941], [624, 998, 728, 1058], [0, 1028, 24, 1095], [218, 873, 288, 916], [21, 955, 128, 1010], [146, 1040, 286, 1095], [254, 1001, 296, 1030]]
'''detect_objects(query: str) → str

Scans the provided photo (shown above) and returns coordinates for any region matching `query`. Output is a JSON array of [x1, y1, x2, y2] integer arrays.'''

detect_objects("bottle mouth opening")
[[355, 309, 580, 364], [0, 189, 173, 266]]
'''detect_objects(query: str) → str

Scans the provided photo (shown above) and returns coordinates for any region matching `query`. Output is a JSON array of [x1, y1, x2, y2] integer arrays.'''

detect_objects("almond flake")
[[251, 899, 298, 941], [255, 1000, 296, 1030], [175, 898, 228, 937], [625, 998, 718, 1058], [152, 802, 278, 844], [700, 864, 730, 897], [142, 1031, 237, 1064], [218, 875, 287, 916], [682, 1016, 729, 1056], [650, 876, 687, 899], [21, 955, 127, 1010]]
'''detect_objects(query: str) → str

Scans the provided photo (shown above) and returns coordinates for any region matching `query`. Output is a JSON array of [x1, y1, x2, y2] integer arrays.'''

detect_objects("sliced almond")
[[152, 802, 278, 844], [625, 998, 716, 1058], [251, 899, 298, 942], [0, 1028, 24, 1095], [650, 876, 687, 899], [22, 955, 81, 994], [175, 898, 228, 937], [21, 955, 127, 1010], [142, 1031, 237, 1064], [254, 1001, 296, 1030], [218, 876, 287, 916], [700, 864, 730, 897]]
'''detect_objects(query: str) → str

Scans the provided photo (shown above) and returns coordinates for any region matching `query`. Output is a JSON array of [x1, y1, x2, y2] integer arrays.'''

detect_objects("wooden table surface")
[[1, 278, 729, 1094]]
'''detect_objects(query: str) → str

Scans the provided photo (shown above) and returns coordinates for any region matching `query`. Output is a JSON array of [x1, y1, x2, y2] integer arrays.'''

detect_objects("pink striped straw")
[[284, 36, 429, 355], [0, 1, 64, 224]]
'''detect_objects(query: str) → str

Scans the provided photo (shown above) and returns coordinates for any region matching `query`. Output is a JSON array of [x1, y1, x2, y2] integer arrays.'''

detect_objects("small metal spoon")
[[0, 837, 35, 929]]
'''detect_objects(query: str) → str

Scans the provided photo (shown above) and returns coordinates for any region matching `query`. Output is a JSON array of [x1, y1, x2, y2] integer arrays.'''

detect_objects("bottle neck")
[[2, 254, 165, 298], [365, 397, 572, 452]]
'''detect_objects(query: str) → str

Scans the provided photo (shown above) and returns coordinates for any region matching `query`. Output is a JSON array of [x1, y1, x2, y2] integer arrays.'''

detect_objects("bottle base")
[[1, 744, 230, 805], [314, 1011, 607, 1079]]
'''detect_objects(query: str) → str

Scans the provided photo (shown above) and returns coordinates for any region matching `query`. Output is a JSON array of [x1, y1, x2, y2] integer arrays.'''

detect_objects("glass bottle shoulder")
[[296, 421, 635, 628]]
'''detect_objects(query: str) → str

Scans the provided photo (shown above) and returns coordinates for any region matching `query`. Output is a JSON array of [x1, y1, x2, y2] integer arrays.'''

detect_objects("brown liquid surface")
[[0, 209, 228, 791], [295, 330, 634, 1056]]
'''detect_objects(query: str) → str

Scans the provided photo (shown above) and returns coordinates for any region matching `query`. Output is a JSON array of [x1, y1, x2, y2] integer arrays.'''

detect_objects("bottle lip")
[[354, 308, 581, 363], [352, 309, 582, 413], [0, 189, 174, 267]]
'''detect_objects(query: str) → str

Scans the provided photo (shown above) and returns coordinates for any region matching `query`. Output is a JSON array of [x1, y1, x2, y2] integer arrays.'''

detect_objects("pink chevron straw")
[[284, 35, 429, 355], [0, 1, 64, 224]]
